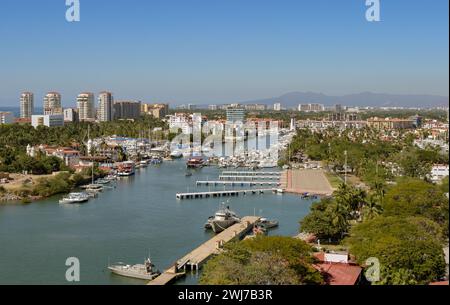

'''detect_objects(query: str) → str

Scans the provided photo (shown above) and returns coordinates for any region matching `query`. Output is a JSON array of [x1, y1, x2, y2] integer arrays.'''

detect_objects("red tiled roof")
[[430, 281, 449, 286], [313, 252, 362, 285]]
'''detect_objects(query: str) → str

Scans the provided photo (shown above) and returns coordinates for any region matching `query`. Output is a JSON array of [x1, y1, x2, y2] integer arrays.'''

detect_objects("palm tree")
[[362, 195, 383, 221]]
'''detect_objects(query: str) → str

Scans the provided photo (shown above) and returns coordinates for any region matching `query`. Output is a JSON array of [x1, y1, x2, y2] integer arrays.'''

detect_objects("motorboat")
[[205, 206, 240, 233], [258, 218, 279, 230], [59, 192, 89, 204], [170, 150, 183, 159], [108, 257, 160, 280]]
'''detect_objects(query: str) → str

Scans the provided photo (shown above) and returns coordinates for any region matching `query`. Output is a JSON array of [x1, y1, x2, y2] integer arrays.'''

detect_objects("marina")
[[176, 188, 278, 200], [219, 175, 281, 181], [196, 180, 280, 187], [0, 160, 315, 285]]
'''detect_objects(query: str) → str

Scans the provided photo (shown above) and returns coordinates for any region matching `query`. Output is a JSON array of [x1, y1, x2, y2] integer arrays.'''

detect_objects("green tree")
[[200, 236, 323, 285], [383, 178, 448, 233], [345, 216, 446, 285], [300, 198, 350, 241]]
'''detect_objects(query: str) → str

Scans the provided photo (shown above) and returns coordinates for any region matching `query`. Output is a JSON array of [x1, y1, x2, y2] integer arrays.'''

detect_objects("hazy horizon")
[[1, 0, 448, 106]]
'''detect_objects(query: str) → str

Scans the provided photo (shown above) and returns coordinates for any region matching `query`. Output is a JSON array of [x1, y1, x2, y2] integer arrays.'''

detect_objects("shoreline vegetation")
[[1, 115, 168, 203], [0, 169, 106, 204]]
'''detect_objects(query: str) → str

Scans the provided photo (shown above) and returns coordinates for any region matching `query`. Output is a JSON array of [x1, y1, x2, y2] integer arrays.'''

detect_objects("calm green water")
[[0, 160, 313, 285]]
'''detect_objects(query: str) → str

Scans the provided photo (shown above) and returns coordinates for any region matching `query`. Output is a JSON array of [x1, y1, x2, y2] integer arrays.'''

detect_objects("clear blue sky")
[[0, 0, 448, 106]]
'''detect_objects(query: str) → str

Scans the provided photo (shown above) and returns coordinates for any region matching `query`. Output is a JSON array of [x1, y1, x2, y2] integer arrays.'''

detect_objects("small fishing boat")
[[258, 218, 279, 230]]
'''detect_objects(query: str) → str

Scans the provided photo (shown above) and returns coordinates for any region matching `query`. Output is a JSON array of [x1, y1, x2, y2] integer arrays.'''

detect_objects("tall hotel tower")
[[98, 91, 114, 122], [77, 92, 95, 121], [20, 92, 34, 118], [43, 92, 63, 115]]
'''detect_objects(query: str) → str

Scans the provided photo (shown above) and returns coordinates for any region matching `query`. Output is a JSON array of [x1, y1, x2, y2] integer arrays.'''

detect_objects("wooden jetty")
[[176, 188, 278, 200], [148, 216, 260, 285], [196, 180, 280, 187]]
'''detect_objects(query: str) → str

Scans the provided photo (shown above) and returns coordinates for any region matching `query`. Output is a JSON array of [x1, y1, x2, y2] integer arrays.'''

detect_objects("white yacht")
[[59, 192, 90, 204]]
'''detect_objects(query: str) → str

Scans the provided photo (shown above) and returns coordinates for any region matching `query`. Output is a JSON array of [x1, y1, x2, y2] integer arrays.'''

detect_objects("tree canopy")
[[200, 236, 323, 285], [345, 216, 446, 285]]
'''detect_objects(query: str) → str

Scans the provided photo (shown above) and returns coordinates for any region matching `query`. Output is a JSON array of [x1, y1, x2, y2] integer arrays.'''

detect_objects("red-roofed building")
[[430, 281, 449, 286], [313, 252, 362, 285]]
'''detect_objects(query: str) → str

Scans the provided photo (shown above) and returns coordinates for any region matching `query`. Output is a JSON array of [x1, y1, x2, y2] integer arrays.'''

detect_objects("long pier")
[[222, 171, 281, 176], [196, 181, 280, 187], [148, 216, 260, 285], [219, 175, 280, 181], [176, 188, 278, 200]]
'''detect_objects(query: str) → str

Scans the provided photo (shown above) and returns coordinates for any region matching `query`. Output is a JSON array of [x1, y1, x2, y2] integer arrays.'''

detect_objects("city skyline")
[[0, 0, 448, 106]]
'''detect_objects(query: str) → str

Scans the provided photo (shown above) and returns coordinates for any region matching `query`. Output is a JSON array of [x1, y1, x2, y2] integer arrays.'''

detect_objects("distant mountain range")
[[241, 92, 449, 108]]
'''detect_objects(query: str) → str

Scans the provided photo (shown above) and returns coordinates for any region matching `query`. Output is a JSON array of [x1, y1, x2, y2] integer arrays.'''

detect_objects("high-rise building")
[[114, 101, 141, 120], [98, 91, 114, 122], [274, 103, 282, 111], [44, 92, 63, 115], [20, 92, 34, 118], [77, 92, 95, 121]]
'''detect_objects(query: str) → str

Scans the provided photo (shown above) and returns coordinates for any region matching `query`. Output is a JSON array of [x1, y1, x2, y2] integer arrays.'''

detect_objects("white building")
[[20, 92, 34, 118], [31, 114, 64, 128], [274, 103, 282, 111], [63, 108, 78, 122], [77, 92, 95, 121], [431, 164, 449, 182], [98, 91, 114, 122], [168, 113, 192, 134], [44, 92, 63, 115], [298, 103, 325, 112], [0, 112, 14, 124]]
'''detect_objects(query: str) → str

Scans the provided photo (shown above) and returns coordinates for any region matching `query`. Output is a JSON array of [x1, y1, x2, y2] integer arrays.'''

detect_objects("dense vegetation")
[[284, 127, 448, 186], [289, 125, 449, 284], [200, 236, 323, 285], [0, 116, 167, 174], [300, 178, 448, 284]]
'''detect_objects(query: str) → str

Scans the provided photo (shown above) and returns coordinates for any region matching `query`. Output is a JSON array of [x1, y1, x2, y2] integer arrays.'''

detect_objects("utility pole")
[[344, 150, 348, 185]]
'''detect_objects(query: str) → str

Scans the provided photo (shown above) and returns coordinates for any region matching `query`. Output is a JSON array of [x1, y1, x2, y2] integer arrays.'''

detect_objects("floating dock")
[[219, 175, 281, 181], [176, 188, 278, 200], [148, 216, 260, 285], [222, 171, 281, 176], [196, 181, 280, 187]]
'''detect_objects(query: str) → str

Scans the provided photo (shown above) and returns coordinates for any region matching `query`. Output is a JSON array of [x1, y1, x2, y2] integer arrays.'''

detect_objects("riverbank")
[[0, 160, 314, 284], [0, 171, 104, 203]]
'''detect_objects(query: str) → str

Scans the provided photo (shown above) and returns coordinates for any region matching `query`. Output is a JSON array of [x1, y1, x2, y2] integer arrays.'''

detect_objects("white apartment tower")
[[98, 91, 114, 122], [77, 92, 95, 121], [44, 92, 62, 115], [20, 92, 34, 118]]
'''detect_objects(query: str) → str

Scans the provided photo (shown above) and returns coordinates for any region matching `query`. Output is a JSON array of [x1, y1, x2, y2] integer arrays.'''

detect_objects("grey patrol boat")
[[108, 257, 160, 280]]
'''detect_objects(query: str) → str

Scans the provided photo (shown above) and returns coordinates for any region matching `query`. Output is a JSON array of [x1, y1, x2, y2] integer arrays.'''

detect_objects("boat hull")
[[108, 266, 160, 280], [210, 219, 238, 233]]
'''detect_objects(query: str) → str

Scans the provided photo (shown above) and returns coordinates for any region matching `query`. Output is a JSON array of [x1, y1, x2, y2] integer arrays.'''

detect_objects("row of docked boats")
[[59, 174, 117, 204]]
